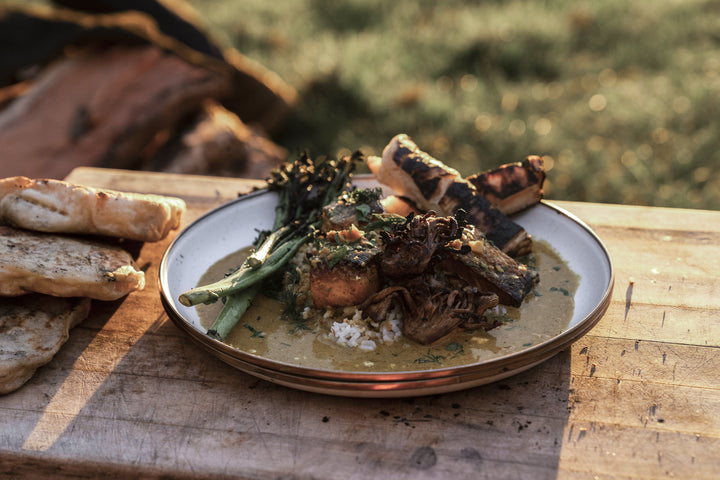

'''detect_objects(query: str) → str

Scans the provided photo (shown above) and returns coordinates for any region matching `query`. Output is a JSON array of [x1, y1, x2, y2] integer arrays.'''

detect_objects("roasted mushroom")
[[356, 211, 535, 344], [379, 211, 464, 277], [378, 211, 536, 307], [360, 277, 500, 345], [401, 277, 500, 345]]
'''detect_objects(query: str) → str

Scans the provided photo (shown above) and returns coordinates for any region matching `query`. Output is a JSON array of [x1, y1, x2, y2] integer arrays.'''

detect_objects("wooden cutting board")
[[1, 167, 719, 479]]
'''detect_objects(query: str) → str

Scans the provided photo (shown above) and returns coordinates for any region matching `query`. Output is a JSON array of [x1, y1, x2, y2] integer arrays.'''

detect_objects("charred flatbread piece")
[[367, 133, 462, 213], [0, 295, 91, 395], [368, 134, 532, 256], [0, 226, 145, 300], [466, 155, 545, 215], [438, 181, 532, 257], [0, 177, 186, 242]]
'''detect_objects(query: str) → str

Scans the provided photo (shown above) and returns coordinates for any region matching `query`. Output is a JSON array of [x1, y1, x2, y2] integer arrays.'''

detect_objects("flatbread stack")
[[0, 177, 186, 394]]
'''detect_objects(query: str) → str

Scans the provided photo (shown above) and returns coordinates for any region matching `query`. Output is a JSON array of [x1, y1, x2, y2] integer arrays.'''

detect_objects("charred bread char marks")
[[466, 155, 546, 215], [369, 134, 533, 257], [368, 134, 462, 213], [437, 181, 532, 257]]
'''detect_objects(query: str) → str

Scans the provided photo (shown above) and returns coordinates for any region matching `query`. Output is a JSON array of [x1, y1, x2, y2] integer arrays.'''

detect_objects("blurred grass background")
[[183, 0, 720, 210], [19, 0, 719, 209]]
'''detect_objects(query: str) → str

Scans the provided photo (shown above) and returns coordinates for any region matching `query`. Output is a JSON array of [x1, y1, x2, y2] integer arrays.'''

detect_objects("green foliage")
[[185, 0, 720, 209]]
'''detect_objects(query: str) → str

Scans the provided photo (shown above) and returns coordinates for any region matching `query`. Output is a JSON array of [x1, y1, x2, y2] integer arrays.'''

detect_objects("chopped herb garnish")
[[550, 286, 570, 296], [414, 350, 445, 364], [282, 268, 303, 322], [290, 321, 311, 333], [348, 187, 382, 204], [445, 342, 465, 359], [243, 323, 265, 338], [362, 213, 406, 232], [354, 203, 372, 222], [328, 245, 349, 268]]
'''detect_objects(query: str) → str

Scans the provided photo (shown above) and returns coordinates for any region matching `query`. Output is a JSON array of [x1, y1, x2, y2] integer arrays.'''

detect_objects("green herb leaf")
[[243, 323, 265, 338], [328, 245, 349, 268], [550, 286, 570, 296], [355, 203, 372, 222], [414, 350, 445, 364]]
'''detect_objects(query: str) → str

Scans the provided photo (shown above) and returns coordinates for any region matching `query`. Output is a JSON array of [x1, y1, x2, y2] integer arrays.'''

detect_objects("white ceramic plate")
[[159, 178, 614, 397]]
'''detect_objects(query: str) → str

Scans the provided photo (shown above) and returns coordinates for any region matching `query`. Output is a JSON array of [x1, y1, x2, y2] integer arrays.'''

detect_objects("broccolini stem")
[[178, 234, 309, 307], [178, 150, 362, 341], [206, 284, 262, 340], [246, 227, 286, 269]]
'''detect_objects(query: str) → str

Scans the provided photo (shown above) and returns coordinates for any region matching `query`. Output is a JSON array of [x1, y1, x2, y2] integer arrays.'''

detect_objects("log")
[[0, 5, 297, 133], [0, 45, 231, 179], [148, 100, 287, 179], [50, 0, 227, 61], [51, 0, 300, 133]]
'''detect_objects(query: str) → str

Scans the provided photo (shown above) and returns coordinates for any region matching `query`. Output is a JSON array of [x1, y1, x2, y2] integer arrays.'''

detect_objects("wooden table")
[[2, 167, 719, 479]]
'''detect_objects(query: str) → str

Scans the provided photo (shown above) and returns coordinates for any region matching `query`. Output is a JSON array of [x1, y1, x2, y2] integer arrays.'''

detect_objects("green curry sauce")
[[195, 241, 579, 372]]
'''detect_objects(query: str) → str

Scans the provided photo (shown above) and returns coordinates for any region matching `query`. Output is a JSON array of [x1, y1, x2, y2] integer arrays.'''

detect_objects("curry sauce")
[[195, 240, 578, 372]]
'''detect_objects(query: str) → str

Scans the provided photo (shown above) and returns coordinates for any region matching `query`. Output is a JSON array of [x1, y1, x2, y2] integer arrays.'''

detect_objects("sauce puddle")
[[195, 241, 578, 372]]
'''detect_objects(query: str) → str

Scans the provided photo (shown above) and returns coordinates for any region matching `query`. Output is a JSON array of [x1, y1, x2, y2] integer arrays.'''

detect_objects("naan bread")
[[0, 295, 91, 395], [367, 134, 462, 213], [0, 176, 185, 242], [0, 226, 145, 300]]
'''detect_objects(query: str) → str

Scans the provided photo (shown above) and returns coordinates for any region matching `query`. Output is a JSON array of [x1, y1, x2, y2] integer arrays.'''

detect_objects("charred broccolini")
[[178, 151, 362, 340]]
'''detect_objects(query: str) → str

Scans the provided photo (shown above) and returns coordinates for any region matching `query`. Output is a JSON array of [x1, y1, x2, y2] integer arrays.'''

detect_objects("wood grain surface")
[[1, 167, 718, 479]]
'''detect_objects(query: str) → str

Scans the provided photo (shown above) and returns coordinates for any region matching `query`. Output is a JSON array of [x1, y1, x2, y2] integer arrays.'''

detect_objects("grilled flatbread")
[[0, 226, 145, 300], [368, 134, 533, 256], [367, 134, 463, 213], [0, 176, 185, 242], [466, 155, 546, 215], [0, 295, 91, 395]]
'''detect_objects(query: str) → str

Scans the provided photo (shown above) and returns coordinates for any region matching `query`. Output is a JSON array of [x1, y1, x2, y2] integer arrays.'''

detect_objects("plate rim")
[[158, 181, 614, 394]]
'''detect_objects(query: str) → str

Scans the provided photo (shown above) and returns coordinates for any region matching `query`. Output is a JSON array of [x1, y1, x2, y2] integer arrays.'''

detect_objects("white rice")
[[326, 307, 403, 352]]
